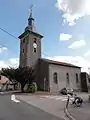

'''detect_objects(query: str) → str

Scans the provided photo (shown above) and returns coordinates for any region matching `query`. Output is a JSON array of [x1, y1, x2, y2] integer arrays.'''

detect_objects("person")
[[72, 94, 83, 107]]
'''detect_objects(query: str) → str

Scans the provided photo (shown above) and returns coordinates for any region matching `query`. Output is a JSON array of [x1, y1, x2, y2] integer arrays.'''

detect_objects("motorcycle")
[[71, 94, 83, 107], [67, 90, 83, 107]]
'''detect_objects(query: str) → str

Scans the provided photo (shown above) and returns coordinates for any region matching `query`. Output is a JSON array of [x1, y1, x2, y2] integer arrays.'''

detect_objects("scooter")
[[66, 89, 83, 107], [71, 94, 83, 107], [60, 88, 83, 107]]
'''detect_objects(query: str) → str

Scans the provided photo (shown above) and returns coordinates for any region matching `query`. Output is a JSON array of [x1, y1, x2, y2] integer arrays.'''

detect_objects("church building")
[[18, 9, 81, 93]]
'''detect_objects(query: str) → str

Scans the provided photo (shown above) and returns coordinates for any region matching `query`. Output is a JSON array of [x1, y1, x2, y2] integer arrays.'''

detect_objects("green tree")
[[0, 67, 36, 92]]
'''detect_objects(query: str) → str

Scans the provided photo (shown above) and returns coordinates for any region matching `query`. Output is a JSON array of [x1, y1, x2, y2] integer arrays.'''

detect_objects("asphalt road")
[[69, 103, 90, 120], [0, 94, 63, 120]]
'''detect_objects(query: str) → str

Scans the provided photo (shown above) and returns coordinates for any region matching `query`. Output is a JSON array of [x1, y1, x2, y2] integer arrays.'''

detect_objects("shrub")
[[33, 82, 37, 92], [26, 82, 37, 93]]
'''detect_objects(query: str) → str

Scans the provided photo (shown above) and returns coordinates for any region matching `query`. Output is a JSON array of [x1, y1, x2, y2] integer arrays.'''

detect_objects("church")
[[18, 9, 81, 93]]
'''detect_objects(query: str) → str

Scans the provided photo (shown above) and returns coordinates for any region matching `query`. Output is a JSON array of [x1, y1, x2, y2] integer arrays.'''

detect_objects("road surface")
[[69, 103, 90, 120], [0, 94, 63, 120]]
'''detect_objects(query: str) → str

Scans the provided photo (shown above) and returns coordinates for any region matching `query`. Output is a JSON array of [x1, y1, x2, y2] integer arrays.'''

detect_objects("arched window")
[[53, 72, 58, 84], [22, 49, 24, 53], [88, 78, 90, 83], [34, 38, 36, 43], [33, 47, 37, 53], [23, 38, 25, 43], [66, 73, 69, 84], [76, 73, 78, 84], [33, 39, 37, 53]]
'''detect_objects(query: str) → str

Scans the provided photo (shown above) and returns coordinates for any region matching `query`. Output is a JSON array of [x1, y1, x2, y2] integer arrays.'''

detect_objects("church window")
[[33, 39, 37, 53], [23, 38, 25, 43], [53, 72, 58, 84], [76, 73, 79, 84], [34, 48, 36, 53], [22, 49, 24, 53], [34, 38, 36, 43], [88, 78, 90, 83], [66, 73, 69, 84]]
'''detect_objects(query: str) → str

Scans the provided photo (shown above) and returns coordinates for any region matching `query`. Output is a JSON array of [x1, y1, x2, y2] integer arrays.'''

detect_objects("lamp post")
[[44, 77, 46, 92]]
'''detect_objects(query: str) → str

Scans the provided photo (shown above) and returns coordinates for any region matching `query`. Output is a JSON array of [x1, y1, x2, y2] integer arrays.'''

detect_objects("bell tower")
[[18, 6, 43, 68]]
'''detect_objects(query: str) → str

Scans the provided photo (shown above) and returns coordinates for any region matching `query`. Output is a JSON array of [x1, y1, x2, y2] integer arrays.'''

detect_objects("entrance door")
[[51, 72, 58, 93]]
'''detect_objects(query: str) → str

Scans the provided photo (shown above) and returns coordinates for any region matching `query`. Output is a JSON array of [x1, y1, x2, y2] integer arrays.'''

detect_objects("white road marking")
[[0, 92, 4, 94], [62, 98, 68, 101], [56, 96, 68, 100], [40, 95, 68, 101], [40, 95, 75, 102], [55, 97, 62, 100], [11, 94, 20, 103], [13, 99, 20, 103]]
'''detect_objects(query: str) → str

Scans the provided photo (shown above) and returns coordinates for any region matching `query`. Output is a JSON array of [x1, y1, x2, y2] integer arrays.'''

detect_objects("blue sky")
[[0, 0, 90, 72]]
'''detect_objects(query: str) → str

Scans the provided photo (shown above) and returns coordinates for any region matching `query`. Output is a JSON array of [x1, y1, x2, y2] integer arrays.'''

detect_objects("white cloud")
[[8, 58, 19, 67], [46, 56, 90, 73], [0, 46, 8, 53], [84, 50, 90, 57], [0, 58, 19, 70], [56, 0, 90, 25], [60, 33, 72, 41], [0, 61, 8, 68], [68, 40, 86, 49]]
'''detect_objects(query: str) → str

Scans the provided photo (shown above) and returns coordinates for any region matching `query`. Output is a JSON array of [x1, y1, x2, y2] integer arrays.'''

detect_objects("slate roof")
[[39, 58, 81, 68], [18, 29, 43, 39]]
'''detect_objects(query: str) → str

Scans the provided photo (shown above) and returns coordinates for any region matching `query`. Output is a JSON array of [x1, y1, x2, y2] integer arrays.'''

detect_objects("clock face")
[[33, 43, 37, 48]]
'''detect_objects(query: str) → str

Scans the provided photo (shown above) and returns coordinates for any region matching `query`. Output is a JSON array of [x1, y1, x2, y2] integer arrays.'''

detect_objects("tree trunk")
[[21, 84, 24, 93], [6, 84, 8, 90]]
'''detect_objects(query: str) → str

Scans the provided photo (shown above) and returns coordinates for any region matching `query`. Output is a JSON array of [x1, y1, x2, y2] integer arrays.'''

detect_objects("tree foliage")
[[0, 67, 36, 92]]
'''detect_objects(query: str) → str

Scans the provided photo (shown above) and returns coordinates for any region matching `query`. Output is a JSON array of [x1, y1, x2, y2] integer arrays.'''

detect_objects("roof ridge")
[[40, 58, 81, 68]]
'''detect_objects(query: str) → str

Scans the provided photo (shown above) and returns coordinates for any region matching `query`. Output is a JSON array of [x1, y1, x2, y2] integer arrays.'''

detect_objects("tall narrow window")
[[34, 38, 36, 43], [22, 49, 24, 53], [33, 39, 37, 53], [66, 73, 69, 85], [53, 72, 58, 84], [76, 73, 79, 84], [0, 76, 1, 80], [88, 78, 90, 83], [23, 38, 25, 43], [34, 48, 36, 53]]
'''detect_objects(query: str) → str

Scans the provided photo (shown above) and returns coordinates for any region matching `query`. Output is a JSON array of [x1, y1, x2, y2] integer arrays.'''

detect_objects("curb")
[[64, 108, 76, 120], [0, 91, 20, 95]]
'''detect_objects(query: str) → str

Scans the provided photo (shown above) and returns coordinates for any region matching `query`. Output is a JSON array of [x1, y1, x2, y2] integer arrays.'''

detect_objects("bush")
[[88, 95, 90, 102], [26, 82, 37, 93], [33, 82, 37, 92]]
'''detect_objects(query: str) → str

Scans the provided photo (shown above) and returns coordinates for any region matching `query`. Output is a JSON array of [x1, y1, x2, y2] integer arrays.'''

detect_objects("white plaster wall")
[[49, 64, 81, 92], [0, 76, 9, 84]]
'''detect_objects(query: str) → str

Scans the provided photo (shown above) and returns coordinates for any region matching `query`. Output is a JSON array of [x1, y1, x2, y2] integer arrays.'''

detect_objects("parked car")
[[60, 88, 67, 95], [60, 88, 73, 95]]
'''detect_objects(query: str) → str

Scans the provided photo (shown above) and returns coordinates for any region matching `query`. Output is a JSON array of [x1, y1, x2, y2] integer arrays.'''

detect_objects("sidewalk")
[[16, 94, 66, 120], [0, 90, 20, 95]]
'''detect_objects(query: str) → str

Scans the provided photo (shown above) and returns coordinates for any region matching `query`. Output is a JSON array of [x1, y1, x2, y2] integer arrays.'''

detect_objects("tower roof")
[[18, 29, 43, 39], [25, 5, 35, 31], [19, 6, 43, 39]]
